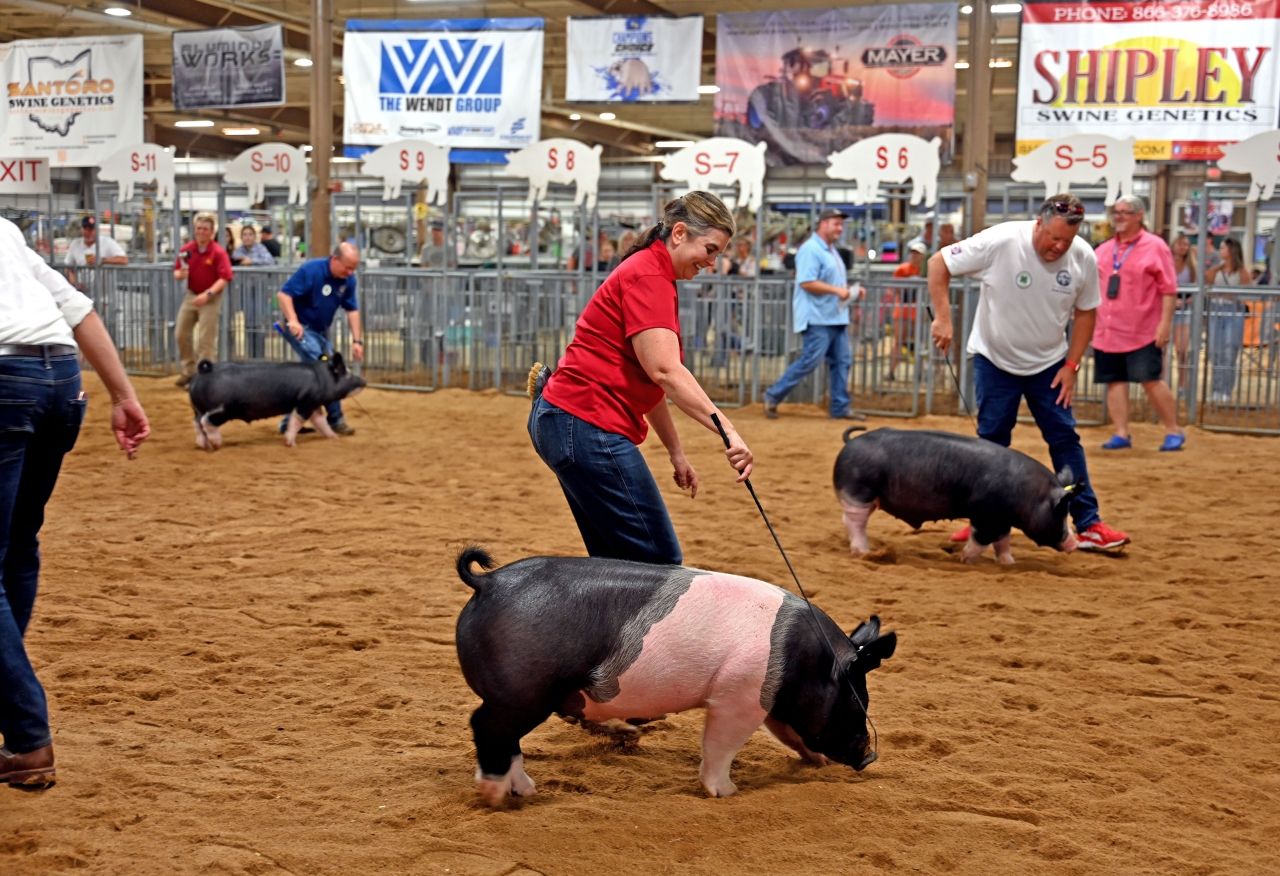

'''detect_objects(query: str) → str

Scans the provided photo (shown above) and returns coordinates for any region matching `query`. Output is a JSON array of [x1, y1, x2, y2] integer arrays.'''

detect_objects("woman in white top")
[[1204, 237, 1251, 402], [0, 216, 149, 788], [1170, 234, 1197, 398]]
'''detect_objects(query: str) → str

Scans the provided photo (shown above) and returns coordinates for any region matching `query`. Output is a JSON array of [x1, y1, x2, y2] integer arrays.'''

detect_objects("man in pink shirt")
[[1093, 195, 1184, 451]]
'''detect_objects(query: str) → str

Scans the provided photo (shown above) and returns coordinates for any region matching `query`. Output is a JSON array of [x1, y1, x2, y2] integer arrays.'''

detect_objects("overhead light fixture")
[[955, 60, 970, 69], [175, 120, 214, 128], [599, 112, 616, 120], [697, 85, 719, 94], [103, 6, 132, 15], [655, 140, 695, 148], [991, 3, 1022, 12], [961, 5, 973, 12], [294, 58, 313, 67], [302, 145, 314, 152], [569, 113, 581, 121], [991, 58, 1013, 67], [222, 127, 260, 136]]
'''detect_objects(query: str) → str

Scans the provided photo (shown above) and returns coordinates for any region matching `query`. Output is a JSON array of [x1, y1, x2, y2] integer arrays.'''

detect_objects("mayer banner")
[[714, 4, 956, 166], [172, 24, 286, 111], [565, 15, 703, 103], [342, 18, 543, 155], [0, 35, 143, 167], [1017, 0, 1280, 161]]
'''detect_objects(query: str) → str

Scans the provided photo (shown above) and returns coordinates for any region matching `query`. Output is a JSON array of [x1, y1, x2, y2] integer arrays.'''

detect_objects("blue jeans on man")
[[0, 354, 84, 756], [972, 354, 1101, 531], [765, 324, 853, 417], [280, 327, 344, 428], [528, 396, 681, 565]]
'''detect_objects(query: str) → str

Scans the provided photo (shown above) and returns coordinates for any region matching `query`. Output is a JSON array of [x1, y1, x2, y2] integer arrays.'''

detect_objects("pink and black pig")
[[455, 548, 896, 807], [834, 427, 1084, 564]]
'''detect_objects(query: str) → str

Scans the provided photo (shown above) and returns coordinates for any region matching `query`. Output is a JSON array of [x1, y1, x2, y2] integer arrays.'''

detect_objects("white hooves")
[[700, 776, 738, 798]]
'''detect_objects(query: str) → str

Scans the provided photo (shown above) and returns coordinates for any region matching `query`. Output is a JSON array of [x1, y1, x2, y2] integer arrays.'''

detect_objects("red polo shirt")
[[543, 240, 682, 444], [175, 241, 234, 294], [1093, 229, 1177, 353]]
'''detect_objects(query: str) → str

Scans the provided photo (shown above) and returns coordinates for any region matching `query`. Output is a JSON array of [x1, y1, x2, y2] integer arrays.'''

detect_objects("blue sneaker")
[[1101, 435, 1132, 450], [1159, 431, 1186, 452]]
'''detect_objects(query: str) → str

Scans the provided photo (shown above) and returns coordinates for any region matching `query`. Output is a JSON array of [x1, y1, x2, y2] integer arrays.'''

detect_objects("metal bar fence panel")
[[1198, 286, 1280, 434]]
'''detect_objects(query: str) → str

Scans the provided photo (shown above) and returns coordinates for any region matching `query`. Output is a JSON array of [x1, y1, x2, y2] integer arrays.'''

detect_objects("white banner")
[[342, 19, 543, 153], [1017, 0, 1280, 161], [565, 16, 703, 103], [0, 35, 144, 167]]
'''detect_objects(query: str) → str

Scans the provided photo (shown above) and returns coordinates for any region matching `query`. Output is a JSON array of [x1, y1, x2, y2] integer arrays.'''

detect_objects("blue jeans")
[[765, 324, 853, 416], [282, 327, 344, 426], [0, 355, 84, 754], [972, 354, 1101, 531], [528, 397, 681, 565], [1207, 301, 1247, 398]]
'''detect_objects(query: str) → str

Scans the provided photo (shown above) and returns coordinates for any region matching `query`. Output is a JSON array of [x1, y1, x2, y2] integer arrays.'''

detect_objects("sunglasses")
[[1049, 202, 1085, 216]]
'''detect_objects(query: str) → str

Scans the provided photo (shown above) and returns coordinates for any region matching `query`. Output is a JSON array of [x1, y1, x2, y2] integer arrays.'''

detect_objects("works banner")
[[172, 24, 285, 111], [0, 35, 143, 167], [1017, 0, 1280, 161], [342, 19, 543, 155], [714, 4, 956, 166], [565, 15, 703, 103]]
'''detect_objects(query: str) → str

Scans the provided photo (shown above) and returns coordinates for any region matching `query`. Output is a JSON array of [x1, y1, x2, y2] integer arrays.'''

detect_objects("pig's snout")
[[1060, 532, 1079, 553]]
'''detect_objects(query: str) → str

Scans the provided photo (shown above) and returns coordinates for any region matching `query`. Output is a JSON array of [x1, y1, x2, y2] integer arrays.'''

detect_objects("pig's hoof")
[[583, 718, 640, 742], [803, 752, 833, 767], [510, 774, 537, 798], [997, 553, 1016, 565], [702, 779, 738, 798], [477, 777, 510, 808]]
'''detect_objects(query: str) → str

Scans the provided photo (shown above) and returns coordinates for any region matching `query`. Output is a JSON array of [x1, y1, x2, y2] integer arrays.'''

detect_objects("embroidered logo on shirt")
[[950, 245, 962, 255], [1015, 271, 1032, 288], [322, 284, 332, 297], [1056, 270, 1072, 287]]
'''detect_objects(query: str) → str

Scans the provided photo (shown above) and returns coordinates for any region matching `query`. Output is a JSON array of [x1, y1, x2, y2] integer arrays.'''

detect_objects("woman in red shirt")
[[530, 193, 754, 564]]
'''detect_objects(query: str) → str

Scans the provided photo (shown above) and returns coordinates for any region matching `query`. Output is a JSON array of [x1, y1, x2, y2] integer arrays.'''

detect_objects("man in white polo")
[[927, 193, 1130, 552]]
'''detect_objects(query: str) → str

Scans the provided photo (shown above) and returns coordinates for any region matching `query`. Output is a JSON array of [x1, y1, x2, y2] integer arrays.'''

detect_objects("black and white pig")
[[455, 548, 896, 806], [833, 427, 1083, 564], [187, 356, 366, 450]]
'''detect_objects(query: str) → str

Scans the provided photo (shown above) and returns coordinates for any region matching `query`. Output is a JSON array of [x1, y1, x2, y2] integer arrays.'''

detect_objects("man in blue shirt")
[[276, 242, 364, 435], [764, 209, 865, 420]]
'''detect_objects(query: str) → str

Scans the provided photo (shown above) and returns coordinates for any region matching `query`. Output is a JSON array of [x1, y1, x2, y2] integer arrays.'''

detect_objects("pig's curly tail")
[[457, 546, 497, 590]]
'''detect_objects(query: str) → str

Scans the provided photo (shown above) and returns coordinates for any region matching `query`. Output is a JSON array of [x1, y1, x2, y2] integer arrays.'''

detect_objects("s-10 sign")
[[1016, 0, 1280, 161]]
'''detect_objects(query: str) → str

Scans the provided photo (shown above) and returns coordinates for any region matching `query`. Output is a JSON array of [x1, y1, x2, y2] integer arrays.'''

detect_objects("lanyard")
[[1112, 233, 1140, 274]]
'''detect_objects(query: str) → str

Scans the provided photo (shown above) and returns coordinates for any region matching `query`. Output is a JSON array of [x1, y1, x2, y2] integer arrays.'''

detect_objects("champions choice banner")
[[715, 4, 956, 166], [172, 24, 285, 111], [1017, 0, 1280, 160], [565, 15, 703, 103], [342, 18, 543, 155], [0, 35, 143, 167]]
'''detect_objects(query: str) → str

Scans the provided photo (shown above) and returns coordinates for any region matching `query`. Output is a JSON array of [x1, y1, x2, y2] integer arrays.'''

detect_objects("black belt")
[[0, 344, 77, 358]]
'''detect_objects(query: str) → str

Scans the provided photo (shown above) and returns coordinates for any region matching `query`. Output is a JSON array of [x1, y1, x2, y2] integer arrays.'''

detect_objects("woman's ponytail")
[[620, 191, 736, 263]]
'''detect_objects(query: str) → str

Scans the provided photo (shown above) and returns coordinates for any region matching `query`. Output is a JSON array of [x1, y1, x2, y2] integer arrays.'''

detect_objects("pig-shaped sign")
[[503, 139, 603, 210], [223, 143, 307, 205], [825, 134, 942, 207], [1216, 131, 1280, 203], [96, 144, 175, 208], [659, 138, 768, 213], [1010, 134, 1135, 206], [360, 139, 451, 204]]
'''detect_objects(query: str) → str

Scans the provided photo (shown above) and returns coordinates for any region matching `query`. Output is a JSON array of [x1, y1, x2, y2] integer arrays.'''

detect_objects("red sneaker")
[[1077, 522, 1130, 551], [949, 525, 970, 542]]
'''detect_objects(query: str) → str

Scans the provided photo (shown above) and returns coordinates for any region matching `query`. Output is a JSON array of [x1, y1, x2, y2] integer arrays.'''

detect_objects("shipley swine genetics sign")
[[342, 18, 543, 155], [1017, 0, 1280, 161]]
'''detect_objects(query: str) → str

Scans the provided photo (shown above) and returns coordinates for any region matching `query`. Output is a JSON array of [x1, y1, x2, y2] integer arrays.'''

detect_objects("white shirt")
[[0, 217, 94, 346], [942, 221, 1100, 376], [66, 233, 127, 266]]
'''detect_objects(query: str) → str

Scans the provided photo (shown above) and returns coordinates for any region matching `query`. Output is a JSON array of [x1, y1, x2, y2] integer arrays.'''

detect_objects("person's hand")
[[192, 291, 209, 307], [85, 253, 96, 265], [931, 314, 953, 355], [1051, 365, 1077, 408], [111, 397, 150, 460], [670, 451, 699, 499], [836, 286, 852, 301], [287, 319, 304, 340], [1154, 319, 1172, 349], [724, 430, 754, 482], [351, 341, 365, 363], [175, 265, 189, 280]]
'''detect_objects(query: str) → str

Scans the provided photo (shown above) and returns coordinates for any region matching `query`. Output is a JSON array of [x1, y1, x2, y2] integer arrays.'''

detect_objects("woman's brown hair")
[[622, 191, 735, 262]]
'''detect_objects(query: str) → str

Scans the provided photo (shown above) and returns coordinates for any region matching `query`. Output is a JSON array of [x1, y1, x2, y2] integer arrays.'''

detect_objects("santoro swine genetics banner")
[[0, 35, 144, 167], [715, 4, 956, 166], [342, 18, 543, 155], [565, 15, 703, 103], [1017, 0, 1280, 161]]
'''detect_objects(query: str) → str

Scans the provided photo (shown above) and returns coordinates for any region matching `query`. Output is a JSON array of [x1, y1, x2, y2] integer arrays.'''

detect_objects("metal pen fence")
[[59, 264, 1280, 434]]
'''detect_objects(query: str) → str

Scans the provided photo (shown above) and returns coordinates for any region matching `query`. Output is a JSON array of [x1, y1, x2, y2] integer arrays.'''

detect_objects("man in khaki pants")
[[173, 213, 234, 387]]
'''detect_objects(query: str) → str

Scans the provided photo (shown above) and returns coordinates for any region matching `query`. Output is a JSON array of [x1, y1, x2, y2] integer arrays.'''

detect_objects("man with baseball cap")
[[764, 208, 865, 420], [65, 216, 128, 270]]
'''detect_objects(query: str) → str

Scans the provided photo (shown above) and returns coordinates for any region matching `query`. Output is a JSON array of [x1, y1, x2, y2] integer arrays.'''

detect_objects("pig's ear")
[[849, 615, 880, 647], [1055, 465, 1075, 489], [861, 632, 897, 671], [330, 352, 347, 376]]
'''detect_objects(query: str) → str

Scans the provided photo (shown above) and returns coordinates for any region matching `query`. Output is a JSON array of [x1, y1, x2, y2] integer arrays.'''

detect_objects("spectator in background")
[[938, 223, 957, 250], [66, 216, 128, 269], [733, 238, 758, 277], [596, 238, 616, 273], [888, 241, 928, 380], [420, 222, 447, 268], [1170, 233, 1197, 400], [1092, 195, 1183, 451], [259, 226, 283, 260], [224, 226, 237, 253], [907, 216, 934, 254], [617, 230, 638, 261], [231, 225, 275, 266], [173, 213, 234, 388], [1204, 237, 1251, 403]]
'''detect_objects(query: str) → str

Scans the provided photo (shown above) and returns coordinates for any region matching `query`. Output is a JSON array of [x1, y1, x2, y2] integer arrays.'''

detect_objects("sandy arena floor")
[[3, 374, 1278, 875]]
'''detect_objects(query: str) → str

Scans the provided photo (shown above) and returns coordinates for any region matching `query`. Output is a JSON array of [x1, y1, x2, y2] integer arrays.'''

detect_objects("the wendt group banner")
[[342, 18, 543, 155], [0, 35, 143, 167], [172, 24, 286, 111], [715, 4, 956, 166], [565, 15, 703, 103], [1017, 0, 1280, 160]]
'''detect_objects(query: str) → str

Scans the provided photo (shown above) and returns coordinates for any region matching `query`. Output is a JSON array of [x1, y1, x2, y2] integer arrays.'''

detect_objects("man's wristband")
[[352, 339, 364, 346], [1065, 360, 1081, 372]]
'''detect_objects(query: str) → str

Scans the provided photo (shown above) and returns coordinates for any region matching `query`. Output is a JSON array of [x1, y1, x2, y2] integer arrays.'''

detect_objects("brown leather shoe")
[[0, 744, 56, 787]]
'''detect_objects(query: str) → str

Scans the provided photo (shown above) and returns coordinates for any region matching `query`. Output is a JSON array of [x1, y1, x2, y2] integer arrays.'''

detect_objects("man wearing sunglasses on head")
[[927, 193, 1130, 553]]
